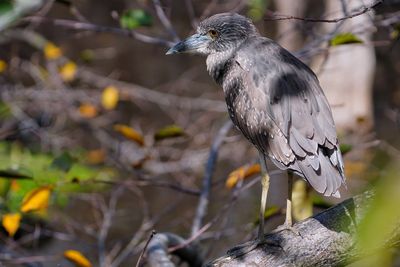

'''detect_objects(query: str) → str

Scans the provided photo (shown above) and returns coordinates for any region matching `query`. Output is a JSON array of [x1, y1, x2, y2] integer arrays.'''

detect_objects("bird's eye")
[[208, 29, 218, 39]]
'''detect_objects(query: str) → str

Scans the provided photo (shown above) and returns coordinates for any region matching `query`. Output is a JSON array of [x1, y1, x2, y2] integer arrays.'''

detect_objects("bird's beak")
[[166, 33, 210, 55]]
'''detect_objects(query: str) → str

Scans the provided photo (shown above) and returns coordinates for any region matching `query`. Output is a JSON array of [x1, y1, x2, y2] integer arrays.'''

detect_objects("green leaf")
[[120, 9, 152, 30], [339, 143, 352, 155], [330, 33, 363, 46], [356, 165, 400, 265], [0, 1, 12, 16], [50, 153, 74, 172], [154, 125, 185, 141]]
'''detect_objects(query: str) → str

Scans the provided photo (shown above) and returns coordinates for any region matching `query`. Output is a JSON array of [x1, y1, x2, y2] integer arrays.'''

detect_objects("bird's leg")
[[284, 171, 293, 227], [258, 152, 270, 239], [272, 171, 300, 236]]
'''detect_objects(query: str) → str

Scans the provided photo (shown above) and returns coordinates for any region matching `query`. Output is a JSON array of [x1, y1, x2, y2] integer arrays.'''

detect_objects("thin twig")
[[191, 120, 233, 236], [22, 16, 174, 47], [136, 230, 157, 267], [152, 0, 180, 42], [265, 0, 382, 23]]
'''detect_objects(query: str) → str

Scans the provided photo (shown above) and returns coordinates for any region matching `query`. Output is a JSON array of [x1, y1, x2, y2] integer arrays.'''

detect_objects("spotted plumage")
[[167, 13, 346, 197]]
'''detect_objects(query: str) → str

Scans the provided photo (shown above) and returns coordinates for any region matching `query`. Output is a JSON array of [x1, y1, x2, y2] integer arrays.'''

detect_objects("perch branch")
[[207, 190, 400, 267]]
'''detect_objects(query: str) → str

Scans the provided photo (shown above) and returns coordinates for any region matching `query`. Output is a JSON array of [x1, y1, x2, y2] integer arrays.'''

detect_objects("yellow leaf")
[[21, 186, 52, 213], [44, 42, 62, 60], [101, 86, 119, 110], [2, 213, 21, 237], [113, 124, 144, 146], [59, 61, 77, 82], [79, 104, 98, 118], [64, 250, 92, 267], [154, 125, 185, 141], [226, 163, 261, 189], [87, 149, 105, 164], [0, 60, 7, 73], [292, 180, 313, 221]]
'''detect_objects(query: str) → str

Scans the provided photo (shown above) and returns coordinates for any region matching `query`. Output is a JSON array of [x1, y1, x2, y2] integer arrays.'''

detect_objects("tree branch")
[[265, 0, 382, 23], [191, 121, 232, 236], [146, 232, 202, 267], [207, 190, 400, 267]]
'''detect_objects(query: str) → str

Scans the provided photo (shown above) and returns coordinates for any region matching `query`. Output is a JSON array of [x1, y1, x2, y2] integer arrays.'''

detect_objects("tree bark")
[[206, 190, 398, 267]]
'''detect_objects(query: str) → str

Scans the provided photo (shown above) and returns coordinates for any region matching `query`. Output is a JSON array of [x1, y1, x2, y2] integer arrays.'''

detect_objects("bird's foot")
[[271, 222, 301, 237]]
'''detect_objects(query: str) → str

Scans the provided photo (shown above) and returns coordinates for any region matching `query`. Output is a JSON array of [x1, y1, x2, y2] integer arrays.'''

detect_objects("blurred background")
[[0, 0, 399, 266]]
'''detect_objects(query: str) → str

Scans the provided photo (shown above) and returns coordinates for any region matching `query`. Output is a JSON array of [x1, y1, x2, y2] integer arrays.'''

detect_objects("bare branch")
[[136, 230, 156, 267], [152, 0, 180, 42], [191, 121, 233, 236], [22, 16, 175, 47], [265, 0, 383, 23], [207, 190, 400, 267], [146, 232, 202, 267]]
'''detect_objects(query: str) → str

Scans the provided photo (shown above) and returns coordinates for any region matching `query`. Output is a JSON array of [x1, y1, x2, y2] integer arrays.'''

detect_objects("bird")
[[166, 13, 346, 238]]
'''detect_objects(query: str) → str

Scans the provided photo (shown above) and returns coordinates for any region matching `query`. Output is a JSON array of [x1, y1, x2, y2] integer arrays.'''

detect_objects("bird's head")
[[166, 13, 258, 56]]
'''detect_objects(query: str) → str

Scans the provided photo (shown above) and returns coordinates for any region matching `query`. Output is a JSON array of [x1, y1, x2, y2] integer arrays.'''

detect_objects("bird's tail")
[[297, 147, 346, 198]]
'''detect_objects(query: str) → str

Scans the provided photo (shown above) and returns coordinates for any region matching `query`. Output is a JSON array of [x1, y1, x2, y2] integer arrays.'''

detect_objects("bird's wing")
[[233, 37, 345, 196]]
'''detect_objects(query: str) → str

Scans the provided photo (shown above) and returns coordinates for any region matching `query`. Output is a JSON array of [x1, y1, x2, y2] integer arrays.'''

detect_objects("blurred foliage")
[[225, 163, 261, 189], [0, 141, 115, 236], [120, 9, 152, 30], [0, 1, 13, 16], [292, 180, 313, 221], [101, 86, 120, 110], [340, 143, 353, 155], [0, 59, 7, 73], [113, 124, 145, 146], [2, 212, 21, 236], [154, 124, 185, 141], [354, 163, 400, 266], [330, 33, 363, 46], [247, 0, 269, 21], [63, 249, 93, 267]]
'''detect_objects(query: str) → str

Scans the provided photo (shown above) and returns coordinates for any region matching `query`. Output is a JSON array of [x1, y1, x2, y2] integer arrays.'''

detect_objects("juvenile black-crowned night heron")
[[167, 13, 346, 238]]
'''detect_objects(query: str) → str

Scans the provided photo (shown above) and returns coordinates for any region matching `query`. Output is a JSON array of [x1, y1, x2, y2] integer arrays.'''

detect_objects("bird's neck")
[[206, 49, 235, 85]]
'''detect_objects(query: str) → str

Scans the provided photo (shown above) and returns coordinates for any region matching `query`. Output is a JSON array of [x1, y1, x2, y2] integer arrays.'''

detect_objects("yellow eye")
[[208, 29, 218, 38]]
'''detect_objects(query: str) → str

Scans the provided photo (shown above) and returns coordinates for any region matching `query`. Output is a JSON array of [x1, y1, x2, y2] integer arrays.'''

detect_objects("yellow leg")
[[258, 152, 270, 239], [285, 172, 293, 227]]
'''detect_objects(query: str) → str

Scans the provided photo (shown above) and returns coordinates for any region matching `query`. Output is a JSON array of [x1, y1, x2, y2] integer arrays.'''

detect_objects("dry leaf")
[[0, 60, 7, 73], [292, 180, 313, 221], [87, 149, 105, 164], [79, 104, 98, 118], [113, 124, 144, 146], [64, 250, 92, 267], [101, 86, 119, 110], [226, 163, 261, 189], [21, 186, 52, 213], [44, 42, 62, 60], [2, 213, 21, 236], [59, 61, 77, 81]]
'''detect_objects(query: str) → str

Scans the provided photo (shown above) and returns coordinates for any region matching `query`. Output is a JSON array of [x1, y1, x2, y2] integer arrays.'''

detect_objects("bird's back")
[[208, 36, 346, 197]]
